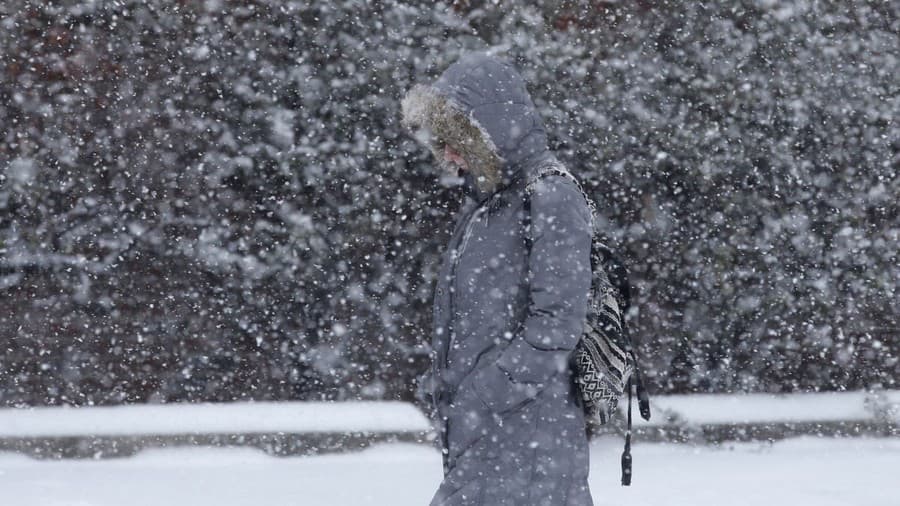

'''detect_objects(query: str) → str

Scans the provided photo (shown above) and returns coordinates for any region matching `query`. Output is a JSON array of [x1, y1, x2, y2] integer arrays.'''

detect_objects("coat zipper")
[[445, 195, 499, 358], [431, 198, 484, 400]]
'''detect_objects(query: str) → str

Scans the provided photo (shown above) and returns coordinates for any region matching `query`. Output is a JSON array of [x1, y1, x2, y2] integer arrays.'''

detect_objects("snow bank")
[[0, 390, 895, 439], [634, 389, 900, 427], [0, 401, 430, 438]]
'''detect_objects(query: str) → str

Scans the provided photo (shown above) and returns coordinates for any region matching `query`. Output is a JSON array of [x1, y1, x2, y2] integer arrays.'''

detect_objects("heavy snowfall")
[[0, 1, 897, 505]]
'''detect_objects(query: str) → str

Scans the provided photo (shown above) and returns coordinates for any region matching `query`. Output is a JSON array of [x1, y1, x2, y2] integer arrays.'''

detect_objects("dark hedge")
[[0, 0, 897, 407]]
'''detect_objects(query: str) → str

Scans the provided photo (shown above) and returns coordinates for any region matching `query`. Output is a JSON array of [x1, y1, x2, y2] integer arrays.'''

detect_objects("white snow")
[[635, 389, 900, 427], [0, 437, 897, 506], [0, 395, 896, 504], [0, 401, 430, 438], [1, 390, 895, 438]]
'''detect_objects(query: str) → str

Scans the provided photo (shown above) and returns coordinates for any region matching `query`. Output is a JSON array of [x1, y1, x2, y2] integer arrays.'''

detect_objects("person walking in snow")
[[401, 52, 594, 505]]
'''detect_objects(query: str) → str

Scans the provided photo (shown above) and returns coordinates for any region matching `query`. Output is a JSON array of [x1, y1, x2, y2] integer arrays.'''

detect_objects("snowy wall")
[[0, 1, 897, 407]]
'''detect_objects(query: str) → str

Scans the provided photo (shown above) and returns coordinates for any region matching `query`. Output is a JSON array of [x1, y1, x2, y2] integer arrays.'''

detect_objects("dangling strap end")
[[632, 362, 652, 421], [621, 376, 634, 486], [621, 432, 633, 486], [637, 381, 651, 421]]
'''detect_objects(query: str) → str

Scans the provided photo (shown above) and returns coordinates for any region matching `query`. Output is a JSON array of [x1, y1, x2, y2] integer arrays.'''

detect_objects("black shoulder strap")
[[596, 245, 632, 315]]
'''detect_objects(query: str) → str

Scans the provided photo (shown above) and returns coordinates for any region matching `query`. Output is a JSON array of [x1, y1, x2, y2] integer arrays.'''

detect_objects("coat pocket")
[[445, 378, 494, 463], [471, 362, 541, 416]]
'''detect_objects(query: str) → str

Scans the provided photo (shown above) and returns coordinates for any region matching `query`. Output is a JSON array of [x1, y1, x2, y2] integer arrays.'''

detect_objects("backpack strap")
[[525, 162, 632, 311], [522, 160, 583, 288], [524, 161, 598, 231]]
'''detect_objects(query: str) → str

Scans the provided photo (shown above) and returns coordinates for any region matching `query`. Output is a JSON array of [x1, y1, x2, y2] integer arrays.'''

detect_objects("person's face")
[[443, 144, 468, 175]]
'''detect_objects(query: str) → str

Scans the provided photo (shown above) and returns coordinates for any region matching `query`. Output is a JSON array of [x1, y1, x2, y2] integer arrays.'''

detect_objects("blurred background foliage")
[[0, 0, 897, 407]]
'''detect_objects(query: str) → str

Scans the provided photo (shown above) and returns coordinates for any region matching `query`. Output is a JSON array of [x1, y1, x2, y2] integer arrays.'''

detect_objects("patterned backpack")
[[523, 160, 651, 485]]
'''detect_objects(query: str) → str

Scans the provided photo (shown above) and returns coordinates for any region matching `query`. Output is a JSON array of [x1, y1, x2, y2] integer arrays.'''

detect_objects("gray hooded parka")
[[401, 52, 594, 506]]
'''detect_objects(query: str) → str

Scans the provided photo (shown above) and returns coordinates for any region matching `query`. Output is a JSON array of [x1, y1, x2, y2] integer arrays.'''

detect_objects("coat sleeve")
[[454, 175, 593, 416]]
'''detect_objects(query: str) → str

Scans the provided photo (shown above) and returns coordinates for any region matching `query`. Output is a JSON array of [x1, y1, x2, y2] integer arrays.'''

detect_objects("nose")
[[443, 144, 454, 161], [444, 145, 466, 170]]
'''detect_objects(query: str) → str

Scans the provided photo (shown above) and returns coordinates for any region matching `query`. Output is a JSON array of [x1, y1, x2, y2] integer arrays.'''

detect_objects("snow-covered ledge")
[[632, 389, 900, 428], [0, 401, 431, 438]]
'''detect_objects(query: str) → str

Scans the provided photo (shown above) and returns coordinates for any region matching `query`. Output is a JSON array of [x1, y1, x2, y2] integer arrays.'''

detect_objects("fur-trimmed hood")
[[401, 52, 551, 199]]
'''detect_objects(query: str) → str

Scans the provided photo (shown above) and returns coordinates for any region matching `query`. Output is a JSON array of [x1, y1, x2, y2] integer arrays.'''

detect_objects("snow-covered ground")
[[1, 394, 896, 504], [1, 437, 897, 506]]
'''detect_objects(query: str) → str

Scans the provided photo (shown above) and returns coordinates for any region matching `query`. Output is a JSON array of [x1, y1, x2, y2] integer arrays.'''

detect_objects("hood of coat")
[[401, 52, 551, 200]]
